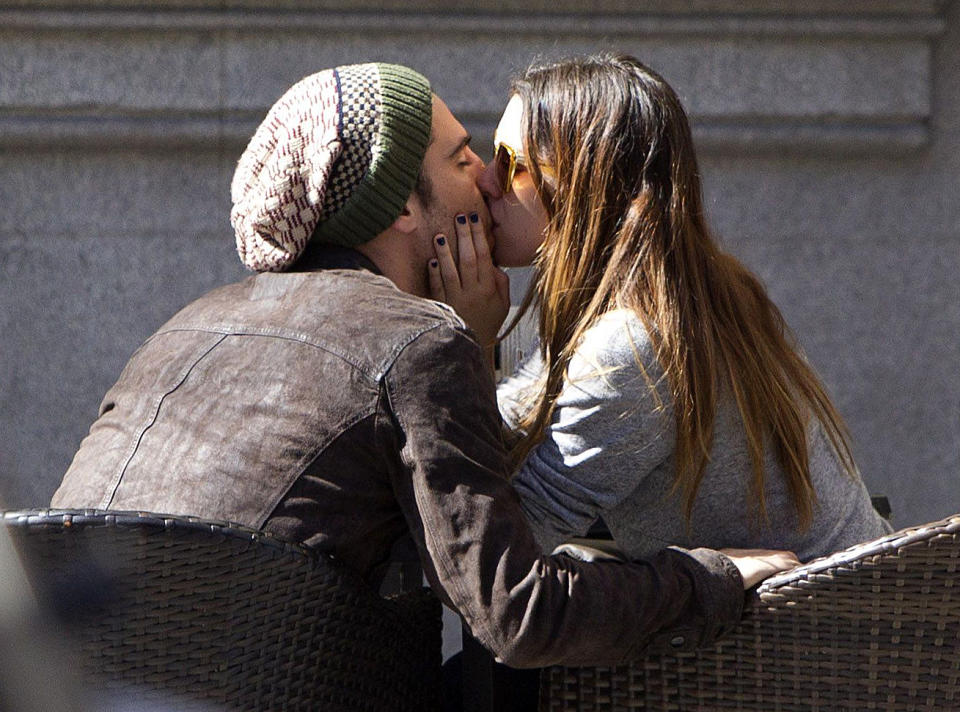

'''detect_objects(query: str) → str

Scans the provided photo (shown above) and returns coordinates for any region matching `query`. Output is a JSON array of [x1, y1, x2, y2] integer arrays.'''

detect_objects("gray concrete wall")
[[2, 0, 957, 533]]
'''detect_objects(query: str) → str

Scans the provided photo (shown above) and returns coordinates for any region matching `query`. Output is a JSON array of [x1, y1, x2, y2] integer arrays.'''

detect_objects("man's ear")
[[391, 195, 420, 235]]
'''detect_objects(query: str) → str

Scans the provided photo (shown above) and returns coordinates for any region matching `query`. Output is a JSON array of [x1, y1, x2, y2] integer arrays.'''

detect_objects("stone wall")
[[2, 0, 957, 532]]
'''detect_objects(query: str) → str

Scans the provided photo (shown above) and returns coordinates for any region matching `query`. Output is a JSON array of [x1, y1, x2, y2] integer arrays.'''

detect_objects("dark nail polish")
[[469, 212, 479, 223], [456, 214, 467, 225], [436, 235, 446, 246], [430, 259, 438, 268]]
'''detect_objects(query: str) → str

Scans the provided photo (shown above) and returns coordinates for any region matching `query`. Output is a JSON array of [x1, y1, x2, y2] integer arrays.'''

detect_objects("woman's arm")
[[505, 313, 676, 553]]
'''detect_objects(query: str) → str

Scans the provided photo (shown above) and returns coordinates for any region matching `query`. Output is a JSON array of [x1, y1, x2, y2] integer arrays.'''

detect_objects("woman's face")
[[478, 95, 550, 268]]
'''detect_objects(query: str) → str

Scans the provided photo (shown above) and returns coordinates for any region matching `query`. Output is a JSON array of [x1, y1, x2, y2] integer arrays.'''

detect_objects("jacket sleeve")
[[380, 322, 743, 668]]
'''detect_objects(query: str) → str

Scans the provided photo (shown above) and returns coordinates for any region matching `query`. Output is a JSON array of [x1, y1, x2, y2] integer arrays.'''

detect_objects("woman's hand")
[[719, 548, 801, 589], [428, 212, 510, 351]]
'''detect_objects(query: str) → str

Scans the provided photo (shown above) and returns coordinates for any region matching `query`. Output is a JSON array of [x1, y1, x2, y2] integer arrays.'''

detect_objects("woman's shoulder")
[[567, 309, 665, 396], [572, 309, 657, 369]]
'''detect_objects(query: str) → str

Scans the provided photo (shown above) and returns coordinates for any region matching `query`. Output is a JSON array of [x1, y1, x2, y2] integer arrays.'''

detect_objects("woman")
[[430, 53, 891, 562]]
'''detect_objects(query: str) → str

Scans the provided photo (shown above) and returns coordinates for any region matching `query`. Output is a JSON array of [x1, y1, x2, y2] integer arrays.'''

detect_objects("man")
[[51, 63, 793, 667]]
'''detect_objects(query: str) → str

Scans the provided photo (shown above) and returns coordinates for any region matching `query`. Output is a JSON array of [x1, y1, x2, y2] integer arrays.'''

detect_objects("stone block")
[[0, 228, 246, 507], [0, 2, 944, 154], [0, 150, 233, 235], [0, 30, 221, 111]]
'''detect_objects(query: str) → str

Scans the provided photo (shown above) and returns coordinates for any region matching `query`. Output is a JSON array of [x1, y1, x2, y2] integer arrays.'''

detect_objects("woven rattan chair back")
[[4, 509, 441, 712], [542, 513, 960, 712]]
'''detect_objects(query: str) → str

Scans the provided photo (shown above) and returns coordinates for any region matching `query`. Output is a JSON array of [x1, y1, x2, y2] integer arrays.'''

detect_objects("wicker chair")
[[542, 513, 960, 712], [3, 509, 442, 712]]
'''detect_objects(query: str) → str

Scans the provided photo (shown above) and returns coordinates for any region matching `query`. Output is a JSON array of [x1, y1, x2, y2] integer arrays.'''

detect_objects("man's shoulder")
[[304, 269, 471, 344], [157, 268, 474, 376], [165, 269, 462, 329]]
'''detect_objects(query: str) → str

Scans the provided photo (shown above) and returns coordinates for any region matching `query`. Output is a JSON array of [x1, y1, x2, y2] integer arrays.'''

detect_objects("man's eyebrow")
[[447, 133, 471, 158]]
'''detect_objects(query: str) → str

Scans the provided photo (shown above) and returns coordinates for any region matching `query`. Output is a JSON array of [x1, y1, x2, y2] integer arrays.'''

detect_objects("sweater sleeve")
[[381, 321, 742, 668], [504, 313, 677, 553]]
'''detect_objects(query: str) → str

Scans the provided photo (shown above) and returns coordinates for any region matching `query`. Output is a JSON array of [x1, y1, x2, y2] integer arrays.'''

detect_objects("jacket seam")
[[252, 407, 378, 527], [99, 333, 228, 510], [152, 325, 376, 378], [381, 326, 496, 649], [375, 320, 472, 379], [153, 320, 460, 381]]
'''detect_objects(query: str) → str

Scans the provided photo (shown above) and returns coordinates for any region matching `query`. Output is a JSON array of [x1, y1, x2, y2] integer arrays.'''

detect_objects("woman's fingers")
[[720, 548, 801, 589], [469, 212, 494, 283], [433, 233, 462, 296], [454, 214, 478, 285], [427, 258, 445, 302], [470, 212, 510, 313], [429, 213, 509, 350]]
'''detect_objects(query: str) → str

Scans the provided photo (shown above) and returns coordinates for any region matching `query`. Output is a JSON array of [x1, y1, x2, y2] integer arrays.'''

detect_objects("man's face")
[[410, 96, 492, 269]]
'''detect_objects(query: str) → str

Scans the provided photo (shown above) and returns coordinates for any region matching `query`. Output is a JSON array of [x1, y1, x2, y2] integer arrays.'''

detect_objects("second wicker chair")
[[541, 512, 960, 712]]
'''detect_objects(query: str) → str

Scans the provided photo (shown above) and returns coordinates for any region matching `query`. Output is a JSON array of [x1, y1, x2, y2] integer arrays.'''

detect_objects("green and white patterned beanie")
[[230, 63, 433, 272]]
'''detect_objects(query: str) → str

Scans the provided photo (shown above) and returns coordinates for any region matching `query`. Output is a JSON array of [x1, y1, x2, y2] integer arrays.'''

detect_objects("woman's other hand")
[[719, 548, 801, 589], [428, 212, 510, 350]]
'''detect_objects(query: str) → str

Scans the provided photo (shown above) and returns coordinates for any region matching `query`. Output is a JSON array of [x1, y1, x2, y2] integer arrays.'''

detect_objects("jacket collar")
[[290, 243, 382, 275]]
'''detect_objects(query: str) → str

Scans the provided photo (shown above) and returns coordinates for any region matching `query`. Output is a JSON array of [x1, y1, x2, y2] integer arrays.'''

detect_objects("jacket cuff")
[[642, 546, 744, 656], [683, 546, 744, 643], [687, 549, 746, 645]]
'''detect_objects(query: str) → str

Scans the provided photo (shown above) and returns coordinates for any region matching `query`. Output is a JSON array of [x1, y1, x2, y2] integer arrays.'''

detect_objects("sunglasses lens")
[[494, 144, 514, 193]]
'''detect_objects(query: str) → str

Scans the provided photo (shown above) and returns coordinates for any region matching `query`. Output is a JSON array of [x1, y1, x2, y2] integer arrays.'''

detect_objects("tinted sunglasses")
[[493, 140, 520, 194]]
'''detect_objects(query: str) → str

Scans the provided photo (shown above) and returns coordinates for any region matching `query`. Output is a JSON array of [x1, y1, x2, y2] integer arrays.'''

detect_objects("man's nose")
[[476, 160, 500, 199], [472, 151, 486, 174]]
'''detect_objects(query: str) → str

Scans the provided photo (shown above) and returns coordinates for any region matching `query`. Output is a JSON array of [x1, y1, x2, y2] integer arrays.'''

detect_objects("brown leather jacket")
[[51, 246, 744, 668]]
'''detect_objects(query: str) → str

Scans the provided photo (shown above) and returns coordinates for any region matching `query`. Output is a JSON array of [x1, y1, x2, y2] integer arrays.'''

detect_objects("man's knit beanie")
[[230, 63, 433, 272]]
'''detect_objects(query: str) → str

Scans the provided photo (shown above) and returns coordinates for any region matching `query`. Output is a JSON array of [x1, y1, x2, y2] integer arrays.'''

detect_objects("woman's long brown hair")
[[507, 53, 856, 529]]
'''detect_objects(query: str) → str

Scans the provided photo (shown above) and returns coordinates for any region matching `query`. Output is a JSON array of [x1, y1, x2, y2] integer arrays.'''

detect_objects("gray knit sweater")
[[498, 309, 892, 562]]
